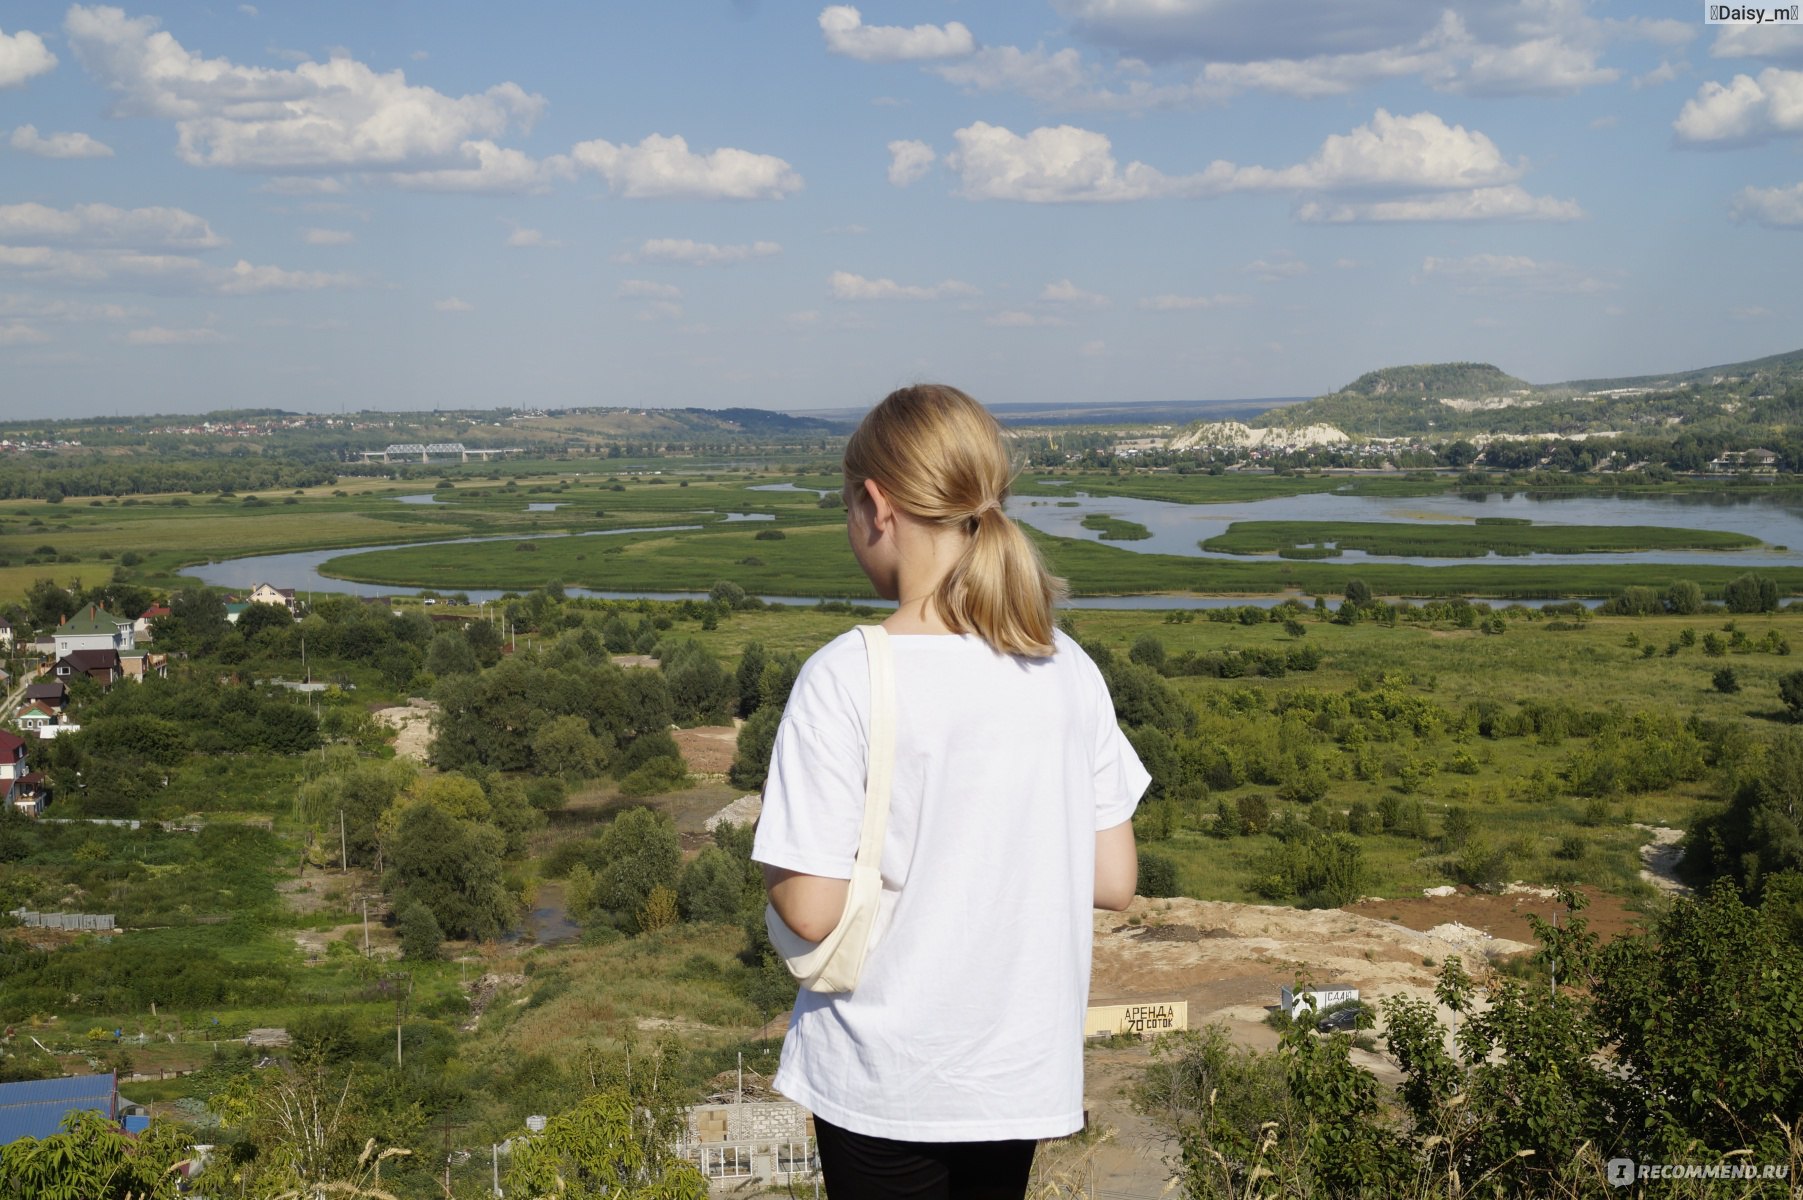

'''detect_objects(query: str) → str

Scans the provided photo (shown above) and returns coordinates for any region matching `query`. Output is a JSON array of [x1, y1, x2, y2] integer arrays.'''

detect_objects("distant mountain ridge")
[[1246, 346, 1803, 439]]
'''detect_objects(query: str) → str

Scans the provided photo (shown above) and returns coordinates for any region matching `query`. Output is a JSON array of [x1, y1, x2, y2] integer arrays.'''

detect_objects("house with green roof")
[[52, 605, 135, 659]]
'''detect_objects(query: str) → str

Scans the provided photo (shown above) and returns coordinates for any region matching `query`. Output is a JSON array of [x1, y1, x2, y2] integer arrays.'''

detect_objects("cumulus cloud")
[[828, 270, 978, 300], [260, 176, 348, 195], [1633, 60, 1685, 88], [1041, 279, 1108, 306], [1138, 293, 1250, 310], [819, 6, 974, 62], [1675, 68, 1803, 144], [986, 310, 1070, 327], [628, 238, 782, 266], [0, 321, 50, 345], [0, 247, 354, 297], [1416, 253, 1612, 294], [617, 279, 682, 300], [433, 297, 473, 312], [127, 325, 224, 345], [302, 228, 353, 245], [944, 110, 1565, 219], [1298, 186, 1583, 222], [0, 26, 57, 88], [0, 293, 138, 321], [1711, 24, 1803, 64], [0, 202, 225, 248], [10, 124, 113, 158], [220, 259, 357, 293], [1243, 257, 1308, 282], [1731, 182, 1803, 227], [64, 5, 546, 177], [570, 134, 801, 200], [387, 141, 574, 194], [503, 226, 557, 248], [887, 138, 936, 186]]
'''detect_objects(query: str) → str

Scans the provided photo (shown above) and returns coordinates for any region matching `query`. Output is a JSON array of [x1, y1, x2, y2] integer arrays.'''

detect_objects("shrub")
[[1137, 849, 1180, 898], [1712, 666, 1741, 694]]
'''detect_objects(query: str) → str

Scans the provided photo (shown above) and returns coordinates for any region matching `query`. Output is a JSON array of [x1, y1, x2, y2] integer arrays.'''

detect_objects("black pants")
[[813, 1116, 1037, 1200]]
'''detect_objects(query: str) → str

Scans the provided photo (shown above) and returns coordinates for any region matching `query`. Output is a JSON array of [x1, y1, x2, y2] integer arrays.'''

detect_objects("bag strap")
[[853, 624, 896, 869]]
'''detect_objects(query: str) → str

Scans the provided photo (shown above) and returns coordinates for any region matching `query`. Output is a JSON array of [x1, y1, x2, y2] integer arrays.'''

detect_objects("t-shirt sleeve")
[[751, 640, 868, 879]]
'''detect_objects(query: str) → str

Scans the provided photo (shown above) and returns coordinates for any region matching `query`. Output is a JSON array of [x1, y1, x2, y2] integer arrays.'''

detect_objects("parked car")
[[1316, 1003, 1369, 1033]]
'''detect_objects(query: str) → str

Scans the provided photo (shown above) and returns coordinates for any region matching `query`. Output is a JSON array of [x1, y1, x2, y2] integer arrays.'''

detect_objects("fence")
[[9, 908, 115, 930]]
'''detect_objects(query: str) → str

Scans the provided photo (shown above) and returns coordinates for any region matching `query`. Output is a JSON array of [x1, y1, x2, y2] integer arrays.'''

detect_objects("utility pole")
[[339, 810, 347, 873], [363, 898, 370, 958]]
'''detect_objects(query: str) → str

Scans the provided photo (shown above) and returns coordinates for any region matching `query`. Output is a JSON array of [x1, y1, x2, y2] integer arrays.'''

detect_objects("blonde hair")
[[843, 384, 1066, 657]]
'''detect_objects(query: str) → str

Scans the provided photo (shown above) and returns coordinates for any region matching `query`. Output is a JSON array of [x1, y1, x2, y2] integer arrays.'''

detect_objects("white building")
[[52, 605, 135, 659]]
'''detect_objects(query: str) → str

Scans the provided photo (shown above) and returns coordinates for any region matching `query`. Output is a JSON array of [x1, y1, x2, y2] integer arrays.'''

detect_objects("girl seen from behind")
[[752, 383, 1150, 1199]]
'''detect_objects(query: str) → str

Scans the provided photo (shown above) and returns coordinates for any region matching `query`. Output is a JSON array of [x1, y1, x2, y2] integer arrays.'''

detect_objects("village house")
[[0, 729, 32, 814], [13, 700, 58, 732], [24, 680, 68, 713], [0, 615, 12, 650], [134, 604, 171, 640], [53, 605, 135, 659], [248, 582, 299, 614], [53, 649, 121, 687]]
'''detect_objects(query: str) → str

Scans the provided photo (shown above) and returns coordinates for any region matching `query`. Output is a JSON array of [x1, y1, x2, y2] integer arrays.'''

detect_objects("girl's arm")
[[763, 866, 850, 942], [1095, 819, 1137, 910]]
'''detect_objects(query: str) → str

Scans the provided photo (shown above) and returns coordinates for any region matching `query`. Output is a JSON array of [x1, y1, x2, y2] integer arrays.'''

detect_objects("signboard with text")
[[1085, 1001, 1189, 1038]]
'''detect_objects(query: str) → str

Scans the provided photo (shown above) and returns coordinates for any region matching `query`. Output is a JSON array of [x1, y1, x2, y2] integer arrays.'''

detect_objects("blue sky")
[[2, 1, 1801, 419]]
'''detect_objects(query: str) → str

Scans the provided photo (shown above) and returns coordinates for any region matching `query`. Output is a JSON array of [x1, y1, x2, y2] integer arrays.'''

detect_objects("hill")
[[1238, 346, 1803, 439]]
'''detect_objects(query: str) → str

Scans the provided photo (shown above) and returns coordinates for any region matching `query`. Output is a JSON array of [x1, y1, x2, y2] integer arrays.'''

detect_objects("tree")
[[395, 898, 443, 961], [1129, 634, 1166, 672], [0, 1109, 192, 1200], [503, 1089, 706, 1200], [1664, 579, 1705, 615], [1713, 666, 1741, 693], [735, 641, 769, 716], [1782, 670, 1803, 722], [425, 630, 478, 676], [1343, 578, 1373, 608], [532, 713, 612, 780], [728, 705, 782, 790], [1724, 572, 1779, 614], [386, 801, 514, 940], [586, 807, 681, 934], [236, 599, 293, 642], [1138, 849, 1180, 897], [24, 577, 78, 631]]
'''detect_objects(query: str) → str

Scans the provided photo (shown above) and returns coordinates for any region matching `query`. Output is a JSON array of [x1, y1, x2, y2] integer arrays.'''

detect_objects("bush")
[[753, 529, 786, 541], [618, 756, 689, 797], [1138, 849, 1180, 898], [1712, 666, 1741, 694]]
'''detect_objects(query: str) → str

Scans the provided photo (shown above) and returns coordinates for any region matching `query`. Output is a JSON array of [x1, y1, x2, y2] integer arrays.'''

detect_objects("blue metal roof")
[[0, 1073, 117, 1145]]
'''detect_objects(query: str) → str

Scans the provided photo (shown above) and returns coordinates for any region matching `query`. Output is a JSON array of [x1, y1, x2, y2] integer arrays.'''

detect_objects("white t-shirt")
[[752, 628, 1150, 1142]]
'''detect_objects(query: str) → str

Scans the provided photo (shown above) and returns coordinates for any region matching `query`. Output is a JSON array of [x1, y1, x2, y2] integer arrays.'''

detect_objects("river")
[[180, 486, 1803, 606]]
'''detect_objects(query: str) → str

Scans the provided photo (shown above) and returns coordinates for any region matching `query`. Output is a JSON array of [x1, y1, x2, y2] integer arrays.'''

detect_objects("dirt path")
[[373, 699, 437, 762]]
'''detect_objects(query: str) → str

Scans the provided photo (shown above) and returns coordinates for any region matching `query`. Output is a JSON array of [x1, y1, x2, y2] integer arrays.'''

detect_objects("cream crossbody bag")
[[764, 624, 896, 994]]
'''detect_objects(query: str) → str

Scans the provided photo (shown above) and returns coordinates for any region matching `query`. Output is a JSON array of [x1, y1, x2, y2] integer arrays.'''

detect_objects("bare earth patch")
[[373, 699, 437, 762], [670, 723, 739, 776]]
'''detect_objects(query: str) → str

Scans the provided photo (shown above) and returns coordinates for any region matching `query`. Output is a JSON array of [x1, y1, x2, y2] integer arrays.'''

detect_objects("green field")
[[1201, 519, 1760, 558], [1080, 513, 1154, 541]]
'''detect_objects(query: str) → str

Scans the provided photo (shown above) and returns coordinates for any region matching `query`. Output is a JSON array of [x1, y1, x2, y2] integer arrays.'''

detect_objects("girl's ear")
[[862, 479, 894, 532]]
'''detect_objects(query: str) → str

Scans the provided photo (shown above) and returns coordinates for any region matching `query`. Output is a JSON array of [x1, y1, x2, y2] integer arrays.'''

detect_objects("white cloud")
[[386, 141, 574, 194], [302, 227, 353, 245], [1416, 253, 1612, 294], [617, 279, 682, 300], [1298, 186, 1583, 223], [570, 134, 801, 200], [1041, 279, 1108, 306], [1138, 293, 1250, 310], [503, 226, 558, 248], [1633, 59, 1685, 88], [945, 110, 1560, 217], [220, 259, 358, 293], [829, 270, 978, 300], [0, 293, 138, 321], [434, 297, 473, 312], [64, 5, 545, 174], [628, 238, 782, 266], [1731, 182, 1803, 227], [819, 6, 974, 62], [0, 202, 225, 248], [634, 299, 684, 322], [1711, 24, 1803, 64], [0, 26, 57, 88], [127, 325, 224, 345], [1675, 67, 1803, 144], [887, 138, 936, 187], [10, 125, 114, 158], [238, 4, 257, 15], [986, 310, 1070, 327], [1243, 257, 1308, 282], [0, 321, 50, 345], [260, 176, 348, 195], [1731, 305, 1772, 320]]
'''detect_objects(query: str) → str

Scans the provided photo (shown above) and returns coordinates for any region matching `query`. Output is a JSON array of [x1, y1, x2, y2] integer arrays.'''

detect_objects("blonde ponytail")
[[843, 385, 1067, 657]]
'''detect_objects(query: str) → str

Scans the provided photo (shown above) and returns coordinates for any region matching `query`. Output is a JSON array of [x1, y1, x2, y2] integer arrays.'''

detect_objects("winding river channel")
[[182, 487, 1803, 609]]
